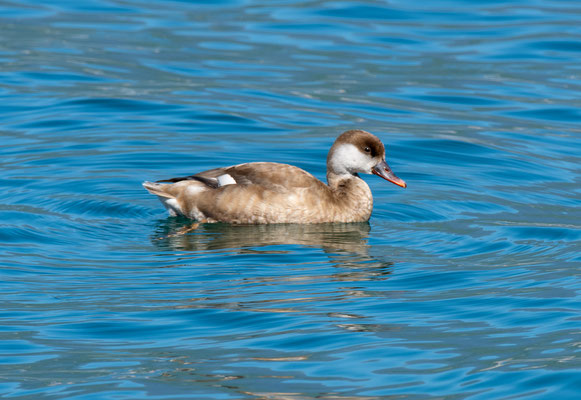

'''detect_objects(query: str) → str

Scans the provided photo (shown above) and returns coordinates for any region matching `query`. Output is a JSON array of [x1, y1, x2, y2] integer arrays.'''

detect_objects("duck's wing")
[[159, 162, 324, 191]]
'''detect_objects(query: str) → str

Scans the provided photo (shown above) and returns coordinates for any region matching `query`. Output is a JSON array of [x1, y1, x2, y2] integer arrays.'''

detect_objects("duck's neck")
[[326, 171, 373, 222]]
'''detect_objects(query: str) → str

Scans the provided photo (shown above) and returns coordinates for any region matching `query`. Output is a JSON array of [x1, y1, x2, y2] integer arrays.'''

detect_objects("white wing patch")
[[217, 174, 237, 186]]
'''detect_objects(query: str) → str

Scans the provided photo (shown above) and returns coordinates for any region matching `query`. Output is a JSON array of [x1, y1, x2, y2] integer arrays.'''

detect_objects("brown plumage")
[[143, 129, 406, 224]]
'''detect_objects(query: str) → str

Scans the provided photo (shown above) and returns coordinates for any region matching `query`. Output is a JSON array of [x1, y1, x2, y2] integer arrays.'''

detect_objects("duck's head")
[[327, 129, 406, 188]]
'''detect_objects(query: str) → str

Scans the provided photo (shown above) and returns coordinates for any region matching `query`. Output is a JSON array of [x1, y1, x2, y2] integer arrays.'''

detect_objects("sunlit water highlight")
[[1, 0, 580, 399]]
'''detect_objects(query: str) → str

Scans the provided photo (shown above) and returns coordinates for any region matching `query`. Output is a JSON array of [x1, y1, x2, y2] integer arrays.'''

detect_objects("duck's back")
[[197, 162, 323, 191]]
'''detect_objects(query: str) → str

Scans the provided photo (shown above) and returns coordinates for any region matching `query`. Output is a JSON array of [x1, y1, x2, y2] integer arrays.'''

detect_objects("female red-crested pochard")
[[143, 129, 406, 224]]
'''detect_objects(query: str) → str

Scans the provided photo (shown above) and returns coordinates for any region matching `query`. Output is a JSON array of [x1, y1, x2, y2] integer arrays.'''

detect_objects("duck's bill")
[[372, 160, 407, 188]]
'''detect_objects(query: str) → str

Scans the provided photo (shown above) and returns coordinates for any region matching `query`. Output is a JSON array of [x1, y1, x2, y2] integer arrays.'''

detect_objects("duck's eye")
[[364, 146, 371, 153]]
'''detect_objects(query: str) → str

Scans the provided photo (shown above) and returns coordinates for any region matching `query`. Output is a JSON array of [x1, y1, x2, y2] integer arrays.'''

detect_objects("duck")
[[143, 129, 406, 224]]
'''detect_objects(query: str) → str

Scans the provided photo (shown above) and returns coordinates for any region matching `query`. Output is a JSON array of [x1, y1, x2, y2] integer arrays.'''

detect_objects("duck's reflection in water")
[[148, 219, 397, 396], [151, 217, 394, 281]]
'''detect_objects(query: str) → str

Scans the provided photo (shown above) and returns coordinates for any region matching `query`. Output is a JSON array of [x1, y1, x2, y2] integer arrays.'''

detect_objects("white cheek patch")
[[330, 144, 376, 175], [217, 174, 237, 186]]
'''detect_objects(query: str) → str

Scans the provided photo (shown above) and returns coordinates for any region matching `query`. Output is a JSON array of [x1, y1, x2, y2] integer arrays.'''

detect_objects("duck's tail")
[[143, 181, 184, 216], [142, 181, 174, 198]]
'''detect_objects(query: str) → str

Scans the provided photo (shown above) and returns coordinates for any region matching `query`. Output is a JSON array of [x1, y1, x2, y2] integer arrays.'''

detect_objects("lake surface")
[[1, 0, 580, 399]]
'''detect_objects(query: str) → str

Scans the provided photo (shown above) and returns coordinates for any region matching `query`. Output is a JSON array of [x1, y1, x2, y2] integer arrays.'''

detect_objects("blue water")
[[1, 0, 580, 399]]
